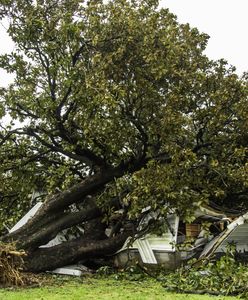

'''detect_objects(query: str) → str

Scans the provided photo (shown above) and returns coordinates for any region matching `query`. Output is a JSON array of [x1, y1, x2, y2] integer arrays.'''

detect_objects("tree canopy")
[[0, 0, 247, 271]]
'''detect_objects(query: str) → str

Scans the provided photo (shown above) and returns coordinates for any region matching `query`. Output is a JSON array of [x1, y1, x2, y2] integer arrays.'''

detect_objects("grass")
[[0, 276, 239, 300]]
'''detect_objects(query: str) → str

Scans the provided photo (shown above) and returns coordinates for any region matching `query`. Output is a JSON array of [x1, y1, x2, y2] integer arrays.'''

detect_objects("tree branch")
[[21, 206, 102, 250]]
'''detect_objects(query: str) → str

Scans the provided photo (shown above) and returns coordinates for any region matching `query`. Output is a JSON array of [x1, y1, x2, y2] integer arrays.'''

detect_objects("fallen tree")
[[2, 165, 143, 271], [0, 0, 247, 272]]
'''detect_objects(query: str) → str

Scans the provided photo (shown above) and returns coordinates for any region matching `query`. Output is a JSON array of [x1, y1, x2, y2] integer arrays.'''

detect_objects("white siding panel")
[[9, 202, 43, 233], [135, 239, 157, 264], [217, 224, 248, 252]]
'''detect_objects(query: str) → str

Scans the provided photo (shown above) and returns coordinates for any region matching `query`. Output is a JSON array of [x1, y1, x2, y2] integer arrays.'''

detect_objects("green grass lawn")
[[0, 277, 239, 300]]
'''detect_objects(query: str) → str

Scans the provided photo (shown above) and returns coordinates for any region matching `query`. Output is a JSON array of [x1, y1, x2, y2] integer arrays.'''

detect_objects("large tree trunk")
[[0, 165, 140, 272], [24, 233, 130, 272]]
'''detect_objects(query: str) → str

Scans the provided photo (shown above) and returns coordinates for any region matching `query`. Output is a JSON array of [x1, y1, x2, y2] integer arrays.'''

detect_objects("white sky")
[[0, 0, 247, 87], [161, 0, 248, 75]]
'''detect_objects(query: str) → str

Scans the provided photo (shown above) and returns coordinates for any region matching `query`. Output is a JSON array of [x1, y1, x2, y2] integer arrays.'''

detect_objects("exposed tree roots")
[[0, 242, 26, 286]]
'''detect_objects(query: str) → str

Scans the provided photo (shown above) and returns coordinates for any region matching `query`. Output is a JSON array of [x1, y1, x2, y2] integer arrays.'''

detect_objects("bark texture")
[[24, 233, 130, 272]]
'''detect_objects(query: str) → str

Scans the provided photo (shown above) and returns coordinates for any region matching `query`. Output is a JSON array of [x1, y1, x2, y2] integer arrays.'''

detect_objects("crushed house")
[[9, 199, 248, 274], [114, 206, 231, 268]]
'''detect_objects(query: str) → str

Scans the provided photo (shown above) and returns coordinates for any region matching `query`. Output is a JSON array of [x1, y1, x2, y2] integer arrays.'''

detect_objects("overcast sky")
[[162, 0, 248, 75], [0, 0, 247, 87]]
